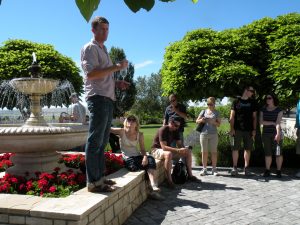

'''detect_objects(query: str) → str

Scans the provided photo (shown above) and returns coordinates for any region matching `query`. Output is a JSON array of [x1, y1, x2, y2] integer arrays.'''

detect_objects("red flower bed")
[[0, 151, 124, 197], [59, 152, 124, 175], [0, 153, 14, 172]]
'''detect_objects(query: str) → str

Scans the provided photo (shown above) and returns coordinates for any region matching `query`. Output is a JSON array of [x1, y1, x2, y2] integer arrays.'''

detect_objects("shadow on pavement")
[[124, 181, 209, 225]]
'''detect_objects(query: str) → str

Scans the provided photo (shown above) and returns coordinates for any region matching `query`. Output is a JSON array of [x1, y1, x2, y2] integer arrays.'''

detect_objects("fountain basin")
[[9, 78, 59, 95], [0, 124, 88, 177]]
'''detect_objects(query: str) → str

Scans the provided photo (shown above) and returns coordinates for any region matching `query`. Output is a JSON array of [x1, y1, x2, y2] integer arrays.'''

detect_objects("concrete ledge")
[[0, 160, 165, 225]]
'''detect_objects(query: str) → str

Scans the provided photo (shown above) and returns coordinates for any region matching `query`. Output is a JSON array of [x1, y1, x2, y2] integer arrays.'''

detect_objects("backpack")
[[171, 161, 188, 184]]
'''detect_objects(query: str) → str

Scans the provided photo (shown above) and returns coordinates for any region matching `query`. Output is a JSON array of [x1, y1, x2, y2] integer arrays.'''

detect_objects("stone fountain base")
[[6, 152, 67, 177], [0, 124, 88, 177]]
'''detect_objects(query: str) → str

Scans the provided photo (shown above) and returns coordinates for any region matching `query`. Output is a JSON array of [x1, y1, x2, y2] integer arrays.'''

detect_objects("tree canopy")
[[161, 13, 300, 109], [74, 0, 198, 22], [109, 46, 137, 117], [0, 39, 83, 110]]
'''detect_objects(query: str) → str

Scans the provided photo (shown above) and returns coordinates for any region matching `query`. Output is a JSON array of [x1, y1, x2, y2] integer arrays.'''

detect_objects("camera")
[[185, 145, 193, 150]]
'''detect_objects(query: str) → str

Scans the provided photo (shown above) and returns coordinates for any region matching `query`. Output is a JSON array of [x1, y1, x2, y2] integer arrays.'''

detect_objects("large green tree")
[[161, 13, 300, 110], [109, 46, 137, 117], [0, 39, 83, 110], [130, 72, 168, 124]]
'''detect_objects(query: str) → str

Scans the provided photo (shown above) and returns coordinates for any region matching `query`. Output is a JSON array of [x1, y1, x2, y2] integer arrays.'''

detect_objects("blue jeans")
[[85, 95, 114, 184]]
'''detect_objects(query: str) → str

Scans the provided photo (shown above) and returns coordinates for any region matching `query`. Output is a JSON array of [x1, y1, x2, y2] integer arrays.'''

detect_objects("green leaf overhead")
[[75, 0, 100, 22], [124, 0, 155, 12]]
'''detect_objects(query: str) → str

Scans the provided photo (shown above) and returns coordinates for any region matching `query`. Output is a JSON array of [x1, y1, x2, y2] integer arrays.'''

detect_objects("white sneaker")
[[152, 185, 161, 192], [200, 168, 208, 176], [296, 171, 300, 178], [212, 169, 219, 176]]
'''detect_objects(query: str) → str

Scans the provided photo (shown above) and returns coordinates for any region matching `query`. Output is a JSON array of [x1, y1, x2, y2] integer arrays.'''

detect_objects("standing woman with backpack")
[[196, 97, 221, 176]]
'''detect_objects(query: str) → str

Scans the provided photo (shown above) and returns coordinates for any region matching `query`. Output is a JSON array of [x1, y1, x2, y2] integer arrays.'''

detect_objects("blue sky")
[[1, 0, 300, 79]]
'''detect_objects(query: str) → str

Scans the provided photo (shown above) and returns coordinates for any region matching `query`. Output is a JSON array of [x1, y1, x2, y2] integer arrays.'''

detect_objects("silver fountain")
[[0, 53, 88, 177]]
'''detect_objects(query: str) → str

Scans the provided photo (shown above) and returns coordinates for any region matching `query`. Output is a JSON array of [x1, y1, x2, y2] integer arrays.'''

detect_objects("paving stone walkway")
[[124, 166, 300, 225]]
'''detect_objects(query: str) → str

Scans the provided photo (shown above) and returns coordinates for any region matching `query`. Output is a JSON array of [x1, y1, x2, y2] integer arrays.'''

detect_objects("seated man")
[[151, 116, 199, 189]]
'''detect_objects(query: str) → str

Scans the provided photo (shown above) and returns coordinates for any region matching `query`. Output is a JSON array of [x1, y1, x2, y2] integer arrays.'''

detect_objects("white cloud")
[[134, 60, 154, 69]]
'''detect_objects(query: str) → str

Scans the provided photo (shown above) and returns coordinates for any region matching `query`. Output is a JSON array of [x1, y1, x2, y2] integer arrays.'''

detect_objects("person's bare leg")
[[202, 151, 208, 169], [265, 156, 272, 170], [244, 150, 251, 168], [163, 151, 173, 184], [211, 152, 217, 170], [232, 150, 239, 167]]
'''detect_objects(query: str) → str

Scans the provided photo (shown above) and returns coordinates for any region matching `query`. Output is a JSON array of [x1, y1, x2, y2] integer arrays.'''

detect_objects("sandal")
[[88, 184, 117, 193], [104, 179, 116, 185]]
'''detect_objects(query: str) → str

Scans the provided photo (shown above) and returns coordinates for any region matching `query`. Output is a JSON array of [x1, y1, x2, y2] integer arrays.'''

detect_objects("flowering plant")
[[59, 152, 124, 175], [0, 168, 86, 197], [0, 153, 14, 172], [0, 151, 124, 197]]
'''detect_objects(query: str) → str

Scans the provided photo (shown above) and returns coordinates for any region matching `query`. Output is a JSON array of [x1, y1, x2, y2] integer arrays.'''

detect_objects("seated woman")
[[110, 115, 160, 192]]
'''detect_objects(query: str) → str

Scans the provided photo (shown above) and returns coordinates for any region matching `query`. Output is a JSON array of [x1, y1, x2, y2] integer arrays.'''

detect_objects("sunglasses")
[[207, 103, 214, 106], [170, 99, 176, 103], [127, 118, 136, 122], [248, 89, 255, 93], [266, 97, 273, 100]]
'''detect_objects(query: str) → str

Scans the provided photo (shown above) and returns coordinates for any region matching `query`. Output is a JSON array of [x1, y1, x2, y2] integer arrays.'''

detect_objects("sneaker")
[[212, 169, 219, 176], [263, 169, 270, 177], [230, 168, 238, 176], [200, 168, 208, 176], [244, 167, 251, 176], [276, 170, 282, 178], [296, 171, 300, 178]]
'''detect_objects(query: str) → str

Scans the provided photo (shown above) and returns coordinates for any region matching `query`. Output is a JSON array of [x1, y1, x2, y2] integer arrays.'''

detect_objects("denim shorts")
[[124, 155, 156, 171]]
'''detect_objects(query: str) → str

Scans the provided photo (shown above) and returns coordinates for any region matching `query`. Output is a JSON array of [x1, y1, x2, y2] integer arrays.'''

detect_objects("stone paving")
[[124, 166, 300, 225]]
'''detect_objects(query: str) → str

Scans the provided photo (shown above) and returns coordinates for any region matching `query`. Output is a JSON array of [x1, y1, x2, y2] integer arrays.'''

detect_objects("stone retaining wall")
[[0, 160, 165, 225]]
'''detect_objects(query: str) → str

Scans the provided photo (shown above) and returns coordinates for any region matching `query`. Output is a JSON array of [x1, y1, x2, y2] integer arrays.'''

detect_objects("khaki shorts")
[[200, 133, 218, 152], [152, 148, 181, 160]]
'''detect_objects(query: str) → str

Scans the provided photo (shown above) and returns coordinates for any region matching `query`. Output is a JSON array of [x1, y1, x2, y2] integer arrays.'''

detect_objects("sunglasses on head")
[[127, 117, 136, 122]]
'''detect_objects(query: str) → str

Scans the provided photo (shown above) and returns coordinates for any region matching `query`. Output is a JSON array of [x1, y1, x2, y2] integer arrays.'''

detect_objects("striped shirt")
[[261, 107, 282, 135]]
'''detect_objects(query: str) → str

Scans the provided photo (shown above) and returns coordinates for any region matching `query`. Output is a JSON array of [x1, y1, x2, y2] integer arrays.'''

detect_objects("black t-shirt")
[[164, 103, 187, 132], [231, 98, 257, 131], [151, 126, 180, 149]]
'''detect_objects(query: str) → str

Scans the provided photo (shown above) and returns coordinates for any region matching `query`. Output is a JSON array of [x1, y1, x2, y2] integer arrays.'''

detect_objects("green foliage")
[[109, 47, 137, 117], [0, 39, 83, 110], [75, 0, 100, 22], [73, 0, 198, 22], [161, 13, 300, 110]]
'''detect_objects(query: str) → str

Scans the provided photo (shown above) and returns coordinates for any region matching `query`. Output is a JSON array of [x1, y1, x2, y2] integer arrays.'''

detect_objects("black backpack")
[[171, 161, 188, 184]]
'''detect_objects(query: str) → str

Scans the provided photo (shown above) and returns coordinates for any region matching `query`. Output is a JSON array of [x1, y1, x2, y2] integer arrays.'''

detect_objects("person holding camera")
[[196, 97, 221, 176], [152, 116, 199, 189]]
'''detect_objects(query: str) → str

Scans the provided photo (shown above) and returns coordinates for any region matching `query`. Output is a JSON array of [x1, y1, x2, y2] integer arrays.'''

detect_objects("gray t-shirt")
[[81, 39, 115, 101], [199, 109, 220, 134]]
